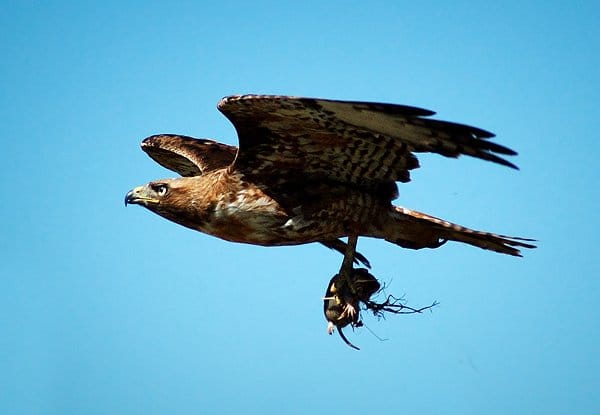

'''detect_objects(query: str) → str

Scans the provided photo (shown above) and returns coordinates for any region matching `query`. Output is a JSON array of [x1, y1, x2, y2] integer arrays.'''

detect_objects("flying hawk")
[[125, 95, 534, 290]]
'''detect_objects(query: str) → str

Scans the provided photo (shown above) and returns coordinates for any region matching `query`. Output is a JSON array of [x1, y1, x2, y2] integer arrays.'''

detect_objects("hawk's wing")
[[218, 95, 517, 201], [141, 134, 237, 176], [139, 133, 370, 266]]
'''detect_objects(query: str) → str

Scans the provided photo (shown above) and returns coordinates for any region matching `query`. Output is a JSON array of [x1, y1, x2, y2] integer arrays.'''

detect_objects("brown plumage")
[[125, 95, 535, 267]]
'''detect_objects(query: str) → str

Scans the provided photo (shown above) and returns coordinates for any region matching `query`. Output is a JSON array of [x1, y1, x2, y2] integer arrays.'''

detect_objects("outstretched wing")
[[218, 95, 517, 201], [141, 134, 237, 176]]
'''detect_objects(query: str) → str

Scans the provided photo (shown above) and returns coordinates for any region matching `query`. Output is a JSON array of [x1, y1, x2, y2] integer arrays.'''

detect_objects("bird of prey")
[[125, 95, 534, 292]]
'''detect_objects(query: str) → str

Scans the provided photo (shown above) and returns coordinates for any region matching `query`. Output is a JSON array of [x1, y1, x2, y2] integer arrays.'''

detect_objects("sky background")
[[2, 1, 599, 414]]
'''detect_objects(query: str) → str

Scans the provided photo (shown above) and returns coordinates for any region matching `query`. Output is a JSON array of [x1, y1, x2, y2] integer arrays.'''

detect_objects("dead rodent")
[[323, 268, 380, 350]]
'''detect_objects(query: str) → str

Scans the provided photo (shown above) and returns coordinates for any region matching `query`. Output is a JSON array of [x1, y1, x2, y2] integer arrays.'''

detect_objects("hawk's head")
[[125, 177, 208, 230], [125, 180, 171, 207]]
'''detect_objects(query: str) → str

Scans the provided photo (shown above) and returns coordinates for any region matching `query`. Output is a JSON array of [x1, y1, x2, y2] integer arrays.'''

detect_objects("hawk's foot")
[[339, 303, 357, 320]]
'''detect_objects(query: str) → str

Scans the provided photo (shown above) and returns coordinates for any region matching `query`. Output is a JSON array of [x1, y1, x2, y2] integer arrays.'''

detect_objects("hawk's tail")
[[385, 206, 536, 257]]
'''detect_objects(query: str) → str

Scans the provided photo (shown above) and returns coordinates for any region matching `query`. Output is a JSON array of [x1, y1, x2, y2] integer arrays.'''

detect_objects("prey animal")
[[324, 268, 381, 350], [125, 95, 535, 331]]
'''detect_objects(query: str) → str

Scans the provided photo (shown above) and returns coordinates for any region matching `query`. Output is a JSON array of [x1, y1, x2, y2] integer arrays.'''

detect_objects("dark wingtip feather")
[[477, 139, 518, 156], [484, 153, 520, 170]]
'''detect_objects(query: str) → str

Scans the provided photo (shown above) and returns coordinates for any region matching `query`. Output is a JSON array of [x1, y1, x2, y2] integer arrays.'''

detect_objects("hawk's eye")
[[152, 184, 169, 196]]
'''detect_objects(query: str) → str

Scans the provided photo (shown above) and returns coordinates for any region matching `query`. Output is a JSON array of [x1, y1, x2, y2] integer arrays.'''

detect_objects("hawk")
[[125, 95, 534, 288]]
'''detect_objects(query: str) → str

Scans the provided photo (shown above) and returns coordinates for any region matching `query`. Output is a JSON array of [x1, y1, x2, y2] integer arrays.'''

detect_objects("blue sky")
[[2, 1, 599, 414]]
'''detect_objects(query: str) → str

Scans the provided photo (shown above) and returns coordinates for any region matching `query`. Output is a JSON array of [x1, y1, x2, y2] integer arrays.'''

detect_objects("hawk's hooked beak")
[[124, 186, 159, 207]]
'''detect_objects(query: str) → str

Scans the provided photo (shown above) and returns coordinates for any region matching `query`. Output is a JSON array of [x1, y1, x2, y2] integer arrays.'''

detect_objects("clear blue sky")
[[2, 2, 599, 414]]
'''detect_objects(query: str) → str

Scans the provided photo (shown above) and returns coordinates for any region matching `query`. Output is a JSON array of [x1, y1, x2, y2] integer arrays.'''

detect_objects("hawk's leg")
[[337, 235, 359, 319], [339, 235, 358, 276]]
